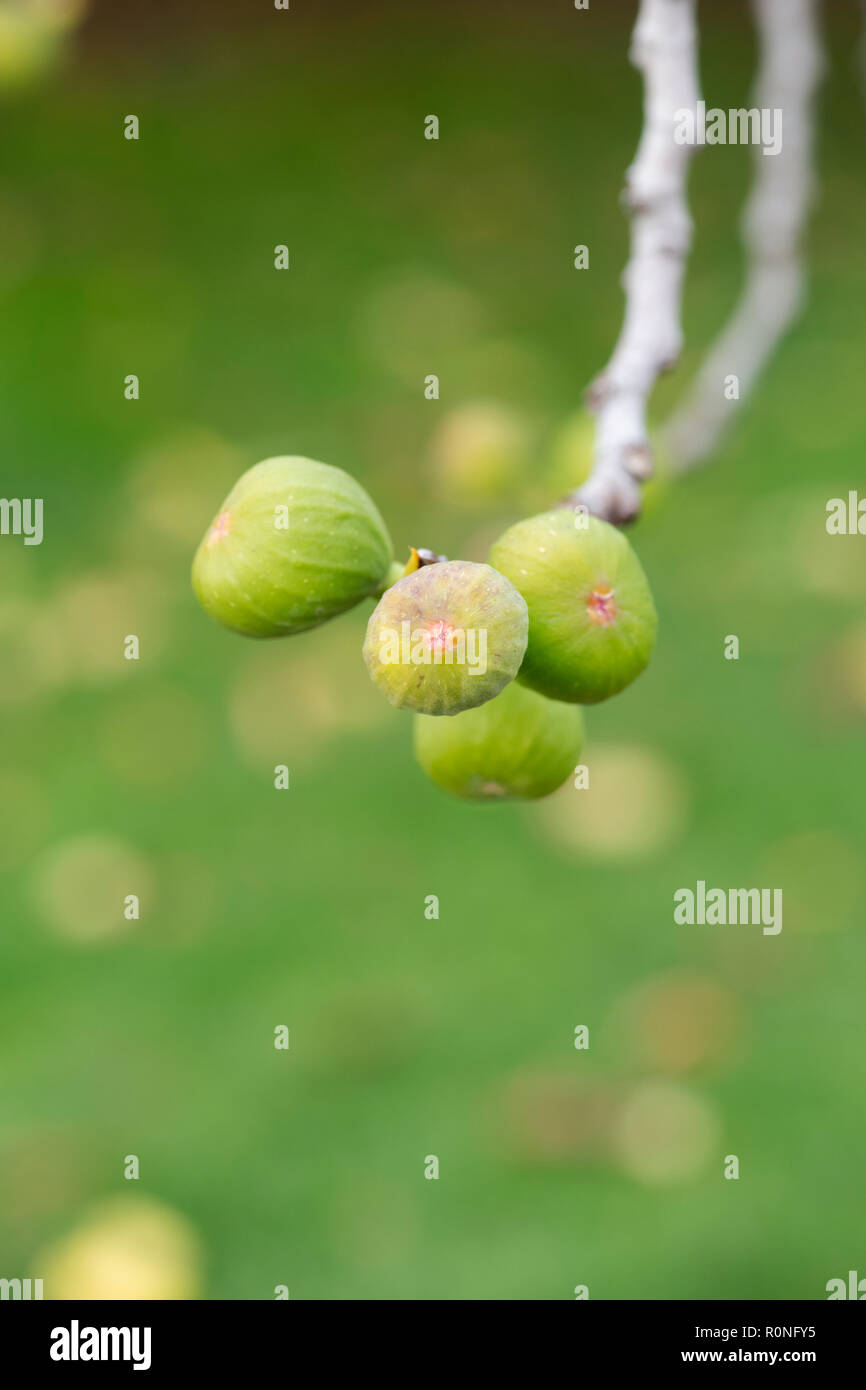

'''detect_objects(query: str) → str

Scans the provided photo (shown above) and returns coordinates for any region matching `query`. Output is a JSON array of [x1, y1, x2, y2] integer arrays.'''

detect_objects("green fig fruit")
[[362, 559, 528, 716], [489, 509, 657, 704], [413, 678, 584, 800], [192, 456, 392, 638]]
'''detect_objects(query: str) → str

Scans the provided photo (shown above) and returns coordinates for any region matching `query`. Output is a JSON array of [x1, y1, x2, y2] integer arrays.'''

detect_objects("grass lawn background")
[[0, 0, 864, 1298]]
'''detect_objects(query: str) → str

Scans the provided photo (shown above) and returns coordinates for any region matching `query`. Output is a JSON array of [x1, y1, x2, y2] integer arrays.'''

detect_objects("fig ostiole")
[[413, 678, 584, 800], [362, 559, 528, 716], [192, 456, 392, 638], [489, 509, 657, 704]]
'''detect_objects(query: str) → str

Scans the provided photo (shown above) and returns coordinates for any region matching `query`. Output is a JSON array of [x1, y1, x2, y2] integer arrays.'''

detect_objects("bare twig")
[[571, 0, 701, 524], [663, 0, 823, 472]]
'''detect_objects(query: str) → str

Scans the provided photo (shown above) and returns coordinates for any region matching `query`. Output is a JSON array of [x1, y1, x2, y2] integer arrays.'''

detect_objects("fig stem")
[[372, 548, 449, 598], [373, 561, 407, 598]]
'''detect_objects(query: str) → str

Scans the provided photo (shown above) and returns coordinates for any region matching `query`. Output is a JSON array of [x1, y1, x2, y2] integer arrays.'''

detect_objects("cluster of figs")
[[192, 456, 657, 800]]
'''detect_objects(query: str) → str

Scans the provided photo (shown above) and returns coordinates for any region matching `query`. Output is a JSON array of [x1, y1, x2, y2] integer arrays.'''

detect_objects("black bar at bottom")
[[1, 1298, 862, 1374]]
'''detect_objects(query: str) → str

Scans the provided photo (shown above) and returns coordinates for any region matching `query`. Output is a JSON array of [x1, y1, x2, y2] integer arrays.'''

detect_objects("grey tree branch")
[[663, 0, 823, 472], [572, 0, 701, 525]]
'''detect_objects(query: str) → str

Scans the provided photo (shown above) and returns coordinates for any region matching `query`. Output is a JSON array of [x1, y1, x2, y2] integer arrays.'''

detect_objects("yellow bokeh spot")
[[429, 401, 531, 506], [614, 1080, 720, 1185], [0, 0, 87, 91], [229, 618, 390, 768], [36, 1196, 201, 1301], [532, 743, 689, 859], [355, 270, 485, 385], [33, 834, 153, 942], [125, 428, 243, 550], [813, 627, 866, 719], [23, 569, 172, 690]]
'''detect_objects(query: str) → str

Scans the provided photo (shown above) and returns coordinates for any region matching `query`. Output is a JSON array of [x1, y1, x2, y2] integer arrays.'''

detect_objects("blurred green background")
[[1, 0, 864, 1300]]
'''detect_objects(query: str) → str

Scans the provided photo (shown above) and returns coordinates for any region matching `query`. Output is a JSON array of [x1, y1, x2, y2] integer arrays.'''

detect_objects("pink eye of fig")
[[427, 620, 458, 652], [207, 510, 232, 547], [587, 586, 616, 626]]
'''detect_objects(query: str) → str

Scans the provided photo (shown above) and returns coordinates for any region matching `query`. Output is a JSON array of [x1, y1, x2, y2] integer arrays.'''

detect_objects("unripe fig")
[[489, 509, 657, 704], [363, 560, 528, 715], [413, 678, 584, 800], [192, 456, 392, 638]]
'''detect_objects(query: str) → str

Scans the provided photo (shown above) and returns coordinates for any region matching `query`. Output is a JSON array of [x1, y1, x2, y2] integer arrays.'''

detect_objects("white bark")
[[574, 0, 700, 525], [663, 0, 823, 472]]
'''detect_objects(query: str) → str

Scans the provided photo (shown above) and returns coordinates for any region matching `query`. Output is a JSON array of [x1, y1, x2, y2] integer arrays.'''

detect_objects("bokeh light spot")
[[33, 834, 153, 943], [614, 1080, 720, 1185], [532, 743, 689, 859], [611, 970, 746, 1075], [36, 1195, 202, 1300]]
